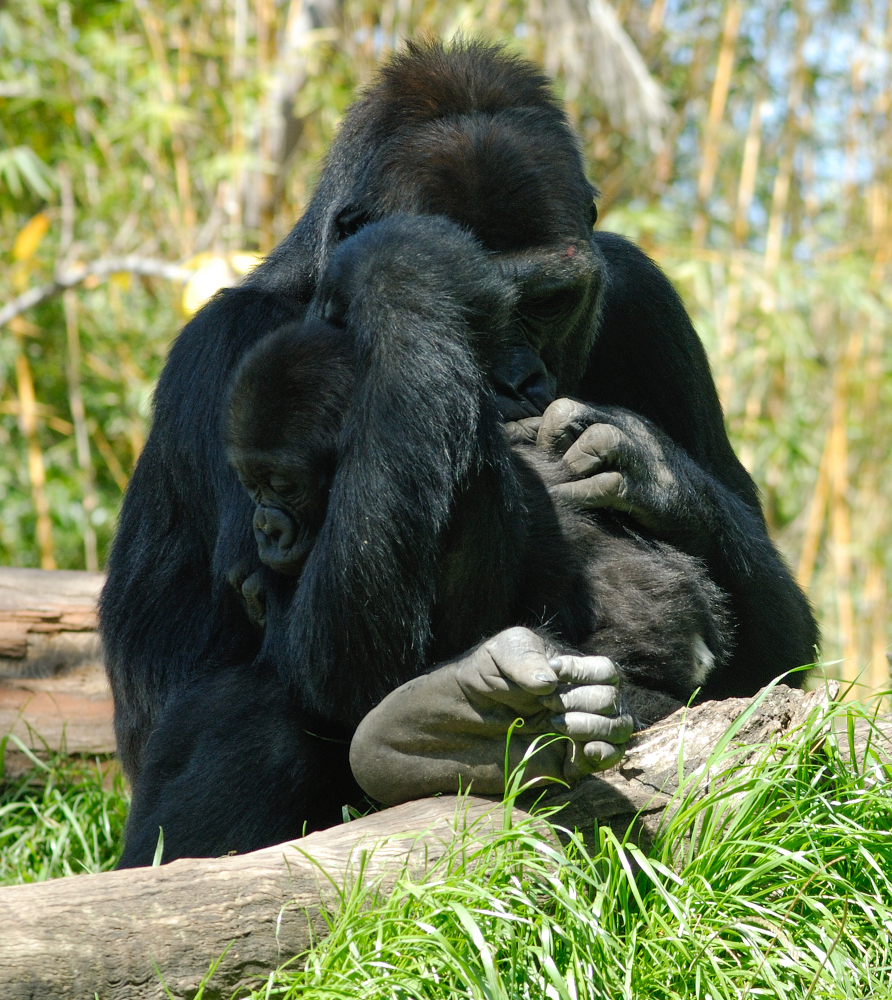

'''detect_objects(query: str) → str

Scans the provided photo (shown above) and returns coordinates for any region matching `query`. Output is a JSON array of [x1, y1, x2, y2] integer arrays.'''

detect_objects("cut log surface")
[[0, 682, 882, 1000], [0, 663, 115, 756], [0, 568, 113, 764]]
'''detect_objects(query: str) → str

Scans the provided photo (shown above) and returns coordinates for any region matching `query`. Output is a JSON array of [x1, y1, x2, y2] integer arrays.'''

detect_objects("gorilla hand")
[[538, 650, 631, 767], [349, 626, 633, 805], [537, 399, 717, 556], [225, 561, 268, 629]]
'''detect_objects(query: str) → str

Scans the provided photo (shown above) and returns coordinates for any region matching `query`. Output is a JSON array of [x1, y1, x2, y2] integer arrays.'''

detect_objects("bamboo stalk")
[[134, 0, 197, 253], [715, 257, 743, 409], [63, 291, 99, 571], [13, 346, 55, 570], [852, 314, 888, 690], [90, 421, 129, 493], [841, 36, 865, 215], [762, 2, 808, 311], [655, 36, 711, 192], [734, 94, 765, 244], [256, 0, 277, 253], [862, 562, 889, 693], [828, 331, 864, 677], [647, 0, 667, 33], [762, 142, 795, 309], [796, 423, 832, 592], [693, 0, 742, 245], [884, 0, 892, 261], [736, 321, 770, 473], [829, 394, 857, 672], [229, 0, 248, 242]]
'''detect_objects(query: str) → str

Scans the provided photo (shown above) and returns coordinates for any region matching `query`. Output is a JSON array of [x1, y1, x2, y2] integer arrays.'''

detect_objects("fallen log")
[[2, 681, 885, 1000], [0, 567, 104, 679], [0, 568, 113, 772], [535, 679, 857, 848], [0, 796, 519, 1000]]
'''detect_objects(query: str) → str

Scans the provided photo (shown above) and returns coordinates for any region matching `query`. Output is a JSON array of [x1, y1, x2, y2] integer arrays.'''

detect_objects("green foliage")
[[234, 696, 892, 999], [0, 737, 127, 883]]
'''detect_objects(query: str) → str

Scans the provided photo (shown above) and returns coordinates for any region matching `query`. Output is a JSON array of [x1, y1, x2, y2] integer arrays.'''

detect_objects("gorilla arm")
[[534, 399, 818, 698], [349, 627, 633, 805]]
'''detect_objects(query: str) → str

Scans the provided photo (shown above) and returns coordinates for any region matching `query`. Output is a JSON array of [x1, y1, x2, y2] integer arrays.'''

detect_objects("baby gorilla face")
[[232, 448, 335, 575], [226, 319, 355, 576]]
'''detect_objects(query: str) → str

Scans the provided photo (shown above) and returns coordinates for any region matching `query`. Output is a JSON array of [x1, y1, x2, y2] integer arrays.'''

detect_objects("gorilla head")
[[257, 40, 604, 404], [225, 320, 354, 575]]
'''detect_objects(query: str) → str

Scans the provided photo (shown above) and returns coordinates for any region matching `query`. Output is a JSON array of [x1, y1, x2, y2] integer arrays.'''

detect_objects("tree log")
[[0, 568, 113, 773], [0, 567, 104, 679], [530, 681, 856, 848], [0, 796, 521, 1000], [1, 682, 885, 1000]]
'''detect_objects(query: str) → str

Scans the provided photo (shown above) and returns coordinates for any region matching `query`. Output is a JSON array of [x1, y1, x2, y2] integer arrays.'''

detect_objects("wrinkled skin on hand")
[[509, 399, 718, 557], [349, 626, 633, 805]]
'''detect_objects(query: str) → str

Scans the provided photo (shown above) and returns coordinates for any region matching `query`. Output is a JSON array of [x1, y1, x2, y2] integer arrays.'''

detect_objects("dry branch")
[[0, 257, 193, 328], [0, 682, 883, 1000]]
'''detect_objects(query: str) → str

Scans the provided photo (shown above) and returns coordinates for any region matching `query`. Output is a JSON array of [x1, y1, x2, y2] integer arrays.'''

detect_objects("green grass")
[[238, 695, 892, 1000], [1, 698, 891, 998], [0, 735, 127, 882]]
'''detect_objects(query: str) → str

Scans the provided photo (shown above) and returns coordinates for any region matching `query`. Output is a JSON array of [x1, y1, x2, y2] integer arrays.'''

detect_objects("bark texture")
[[533, 681, 855, 847], [0, 567, 104, 678], [0, 796, 519, 1000], [0, 568, 113, 771]]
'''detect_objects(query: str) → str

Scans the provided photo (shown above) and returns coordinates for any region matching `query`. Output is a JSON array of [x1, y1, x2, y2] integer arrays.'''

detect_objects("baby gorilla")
[[226, 317, 732, 803]]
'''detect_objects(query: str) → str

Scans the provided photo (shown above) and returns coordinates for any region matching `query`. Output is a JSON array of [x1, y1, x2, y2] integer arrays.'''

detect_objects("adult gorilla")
[[102, 40, 818, 866]]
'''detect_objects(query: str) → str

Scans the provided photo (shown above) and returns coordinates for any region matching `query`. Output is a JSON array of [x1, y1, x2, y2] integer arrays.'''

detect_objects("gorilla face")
[[226, 321, 354, 576], [348, 113, 604, 404], [235, 452, 330, 577]]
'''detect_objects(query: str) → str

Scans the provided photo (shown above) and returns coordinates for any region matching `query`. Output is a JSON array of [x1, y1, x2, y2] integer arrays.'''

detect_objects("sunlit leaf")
[[12, 212, 50, 262], [182, 256, 233, 316]]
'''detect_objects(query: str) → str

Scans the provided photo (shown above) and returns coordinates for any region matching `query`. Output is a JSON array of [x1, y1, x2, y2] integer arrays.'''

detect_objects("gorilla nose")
[[491, 348, 556, 420], [253, 505, 311, 575], [254, 505, 295, 549]]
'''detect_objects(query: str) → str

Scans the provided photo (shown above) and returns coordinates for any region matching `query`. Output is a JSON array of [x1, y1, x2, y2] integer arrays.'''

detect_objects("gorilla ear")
[[590, 201, 598, 228]]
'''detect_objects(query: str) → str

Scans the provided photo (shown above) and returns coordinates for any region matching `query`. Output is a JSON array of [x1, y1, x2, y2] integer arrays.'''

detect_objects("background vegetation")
[[1, 0, 890, 692]]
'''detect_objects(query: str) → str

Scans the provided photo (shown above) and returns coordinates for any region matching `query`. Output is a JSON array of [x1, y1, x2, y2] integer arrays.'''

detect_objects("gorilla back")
[[102, 40, 817, 867]]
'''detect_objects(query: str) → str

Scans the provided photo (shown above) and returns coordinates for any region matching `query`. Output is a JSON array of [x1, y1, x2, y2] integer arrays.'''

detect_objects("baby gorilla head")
[[226, 320, 354, 575]]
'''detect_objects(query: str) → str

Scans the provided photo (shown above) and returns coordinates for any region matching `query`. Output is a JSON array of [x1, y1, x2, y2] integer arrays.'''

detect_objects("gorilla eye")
[[270, 475, 303, 501], [524, 287, 579, 322], [236, 473, 260, 499], [336, 206, 371, 241], [589, 201, 598, 228]]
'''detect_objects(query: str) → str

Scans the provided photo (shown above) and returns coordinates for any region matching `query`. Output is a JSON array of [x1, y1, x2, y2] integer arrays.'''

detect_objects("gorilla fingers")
[[349, 626, 634, 805], [542, 653, 633, 763]]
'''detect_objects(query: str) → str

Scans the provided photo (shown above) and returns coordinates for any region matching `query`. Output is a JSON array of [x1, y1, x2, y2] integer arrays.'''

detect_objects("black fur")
[[226, 244, 731, 712], [102, 41, 817, 867]]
